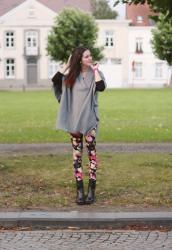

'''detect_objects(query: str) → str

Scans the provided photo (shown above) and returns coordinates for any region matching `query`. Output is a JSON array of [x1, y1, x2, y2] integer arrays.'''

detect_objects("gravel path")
[[0, 143, 172, 155]]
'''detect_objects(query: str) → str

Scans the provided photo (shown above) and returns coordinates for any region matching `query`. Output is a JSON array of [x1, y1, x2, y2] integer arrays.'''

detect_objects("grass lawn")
[[0, 153, 172, 209], [0, 88, 172, 143]]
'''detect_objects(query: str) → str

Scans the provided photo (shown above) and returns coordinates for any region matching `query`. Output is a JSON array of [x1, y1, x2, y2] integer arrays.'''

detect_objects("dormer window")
[[136, 16, 143, 23], [28, 5, 36, 18]]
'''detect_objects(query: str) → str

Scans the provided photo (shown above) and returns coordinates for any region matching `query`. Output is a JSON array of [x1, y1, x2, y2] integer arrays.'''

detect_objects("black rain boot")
[[76, 180, 85, 205], [85, 179, 96, 205]]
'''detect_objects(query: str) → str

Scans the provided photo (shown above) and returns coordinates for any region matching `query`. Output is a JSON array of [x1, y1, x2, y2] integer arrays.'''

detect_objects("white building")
[[128, 26, 170, 88], [0, 0, 170, 89], [0, 0, 57, 88], [97, 19, 130, 88]]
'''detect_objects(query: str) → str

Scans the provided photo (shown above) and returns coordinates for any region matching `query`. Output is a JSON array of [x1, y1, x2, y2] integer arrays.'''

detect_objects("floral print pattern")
[[70, 128, 97, 181]]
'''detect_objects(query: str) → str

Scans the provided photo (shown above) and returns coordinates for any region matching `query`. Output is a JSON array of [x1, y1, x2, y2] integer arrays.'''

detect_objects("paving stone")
[[0, 230, 172, 250]]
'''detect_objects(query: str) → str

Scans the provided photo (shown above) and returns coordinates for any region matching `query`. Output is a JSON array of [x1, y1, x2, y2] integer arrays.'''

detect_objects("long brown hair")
[[64, 46, 89, 88]]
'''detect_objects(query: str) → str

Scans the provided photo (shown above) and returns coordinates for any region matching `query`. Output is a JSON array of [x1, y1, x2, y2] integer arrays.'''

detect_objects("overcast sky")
[[108, 0, 126, 19]]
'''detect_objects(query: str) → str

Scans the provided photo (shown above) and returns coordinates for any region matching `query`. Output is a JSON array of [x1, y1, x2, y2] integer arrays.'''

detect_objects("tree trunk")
[[169, 66, 172, 87]]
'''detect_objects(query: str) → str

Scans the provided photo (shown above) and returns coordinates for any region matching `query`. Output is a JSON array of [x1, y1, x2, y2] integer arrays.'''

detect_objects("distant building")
[[0, 0, 91, 88], [126, 3, 170, 87], [97, 19, 130, 88], [0, 0, 170, 89]]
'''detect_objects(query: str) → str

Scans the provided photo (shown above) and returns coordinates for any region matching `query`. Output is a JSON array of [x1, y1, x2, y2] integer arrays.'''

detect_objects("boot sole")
[[85, 199, 95, 205], [76, 201, 85, 205]]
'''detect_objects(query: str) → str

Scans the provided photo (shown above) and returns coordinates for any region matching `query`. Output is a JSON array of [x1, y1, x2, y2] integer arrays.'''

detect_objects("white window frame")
[[136, 15, 143, 23], [105, 30, 114, 47], [28, 5, 36, 18], [5, 58, 15, 79], [25, 31, 38, 48], [135, 37, 143, 53], [155, 62, 163, 78], [134, 62, 143, 79], [48, 60, 59, 79], [5, 31, 15, 48]]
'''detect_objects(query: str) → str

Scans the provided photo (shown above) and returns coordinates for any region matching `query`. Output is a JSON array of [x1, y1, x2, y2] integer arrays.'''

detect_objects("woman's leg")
[[70, 133, 83, 181], [70, 132, 85, 204], [84, 128, 97, 181], [84, 128, 97, 204]]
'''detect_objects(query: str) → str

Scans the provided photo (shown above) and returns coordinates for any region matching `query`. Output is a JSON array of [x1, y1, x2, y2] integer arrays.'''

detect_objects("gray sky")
[[108, 0, 126, 19]]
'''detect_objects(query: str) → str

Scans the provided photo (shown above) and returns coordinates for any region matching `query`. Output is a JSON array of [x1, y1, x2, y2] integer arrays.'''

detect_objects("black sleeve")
[[95, 80, 106, 92], [51, 71, 64, 103]]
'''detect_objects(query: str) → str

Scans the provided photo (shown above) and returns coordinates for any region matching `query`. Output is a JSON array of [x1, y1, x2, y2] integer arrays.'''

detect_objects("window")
[[155, 63, 163, 78], [136, 16, 143, 23], [28, 5, 36, 18], [111, 58, 122, 64], [48, 60, 58, 79], [5, 59, 15, 78], [100, 58, 108, 64], [105, 31, 114, 47], [134, 62, 142, 78], [5, 31, 14, 48], [135, 37, 143, 53]]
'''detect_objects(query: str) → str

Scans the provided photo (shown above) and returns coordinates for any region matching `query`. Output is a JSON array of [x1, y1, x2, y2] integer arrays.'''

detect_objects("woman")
[[52, 46, 106, 205]]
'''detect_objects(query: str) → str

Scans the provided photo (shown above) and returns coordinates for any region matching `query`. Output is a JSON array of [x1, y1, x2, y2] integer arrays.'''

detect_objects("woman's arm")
[[52, 71, 63, 103], [95, 79, 106, 92], [94, 69, 106, 92], [90, 64, 106, 92], [52, 55, 71, 102]]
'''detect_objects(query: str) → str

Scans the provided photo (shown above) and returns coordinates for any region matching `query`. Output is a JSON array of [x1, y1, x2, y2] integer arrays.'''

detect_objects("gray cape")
[[56, 67, 106, 135]]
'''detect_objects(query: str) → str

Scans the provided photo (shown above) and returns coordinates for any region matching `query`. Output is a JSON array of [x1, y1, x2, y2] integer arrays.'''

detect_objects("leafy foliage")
[[151, 14, 172, 66], [91, 0, 118, 19], [47, 8, 104, 62]]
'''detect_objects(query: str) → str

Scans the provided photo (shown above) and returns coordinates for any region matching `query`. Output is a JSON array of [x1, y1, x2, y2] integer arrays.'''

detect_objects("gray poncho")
[[55, 67, 106, 135]]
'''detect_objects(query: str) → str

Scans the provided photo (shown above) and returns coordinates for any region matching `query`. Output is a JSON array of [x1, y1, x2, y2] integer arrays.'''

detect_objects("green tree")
[[91, 0, 118, 19], [151, 14, 172, 86], [114, 0, 172, 17], [47, 8, 104, 62]]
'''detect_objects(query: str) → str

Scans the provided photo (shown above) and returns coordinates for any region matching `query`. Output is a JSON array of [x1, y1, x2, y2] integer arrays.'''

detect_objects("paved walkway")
[[0, 229, 172, 250], [0, 143, 172, 155]]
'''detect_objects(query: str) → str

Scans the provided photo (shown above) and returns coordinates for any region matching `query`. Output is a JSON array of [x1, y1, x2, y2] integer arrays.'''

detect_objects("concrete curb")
[[1, 211, 172, 229]]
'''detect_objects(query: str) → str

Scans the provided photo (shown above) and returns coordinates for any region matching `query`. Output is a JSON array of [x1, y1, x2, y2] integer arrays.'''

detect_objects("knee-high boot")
[[85, 179, 96, 204], [76, 180, 85, 205]]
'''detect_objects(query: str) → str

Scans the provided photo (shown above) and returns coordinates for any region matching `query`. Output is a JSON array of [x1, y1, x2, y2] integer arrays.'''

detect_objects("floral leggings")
[[70, 128, 97, 182]]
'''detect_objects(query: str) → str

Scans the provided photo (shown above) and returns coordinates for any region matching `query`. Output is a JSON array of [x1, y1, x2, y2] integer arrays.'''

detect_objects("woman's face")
[[81, 50, 93, 67]]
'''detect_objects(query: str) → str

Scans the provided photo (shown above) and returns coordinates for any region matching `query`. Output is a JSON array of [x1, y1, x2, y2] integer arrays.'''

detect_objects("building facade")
[[96, 19, 130, 88], [0, 0, 170, 89], [0, 0, 92, 89], [126, 3, 170, 87], [128, 26, 169, 87]]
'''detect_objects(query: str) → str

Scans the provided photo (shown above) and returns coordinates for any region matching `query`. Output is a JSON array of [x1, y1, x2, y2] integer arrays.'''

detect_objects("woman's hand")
[[59, 54, 71, 74], [66, 54, 72, 68], [90, 62, 102, 81], [90, 62, 99, 72]]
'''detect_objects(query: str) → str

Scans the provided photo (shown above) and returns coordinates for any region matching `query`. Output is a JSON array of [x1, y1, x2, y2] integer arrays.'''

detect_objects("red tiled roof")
[[0, 0, 91, 17], [0, 0, 24, 17], [126, 3, 155, 26]]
